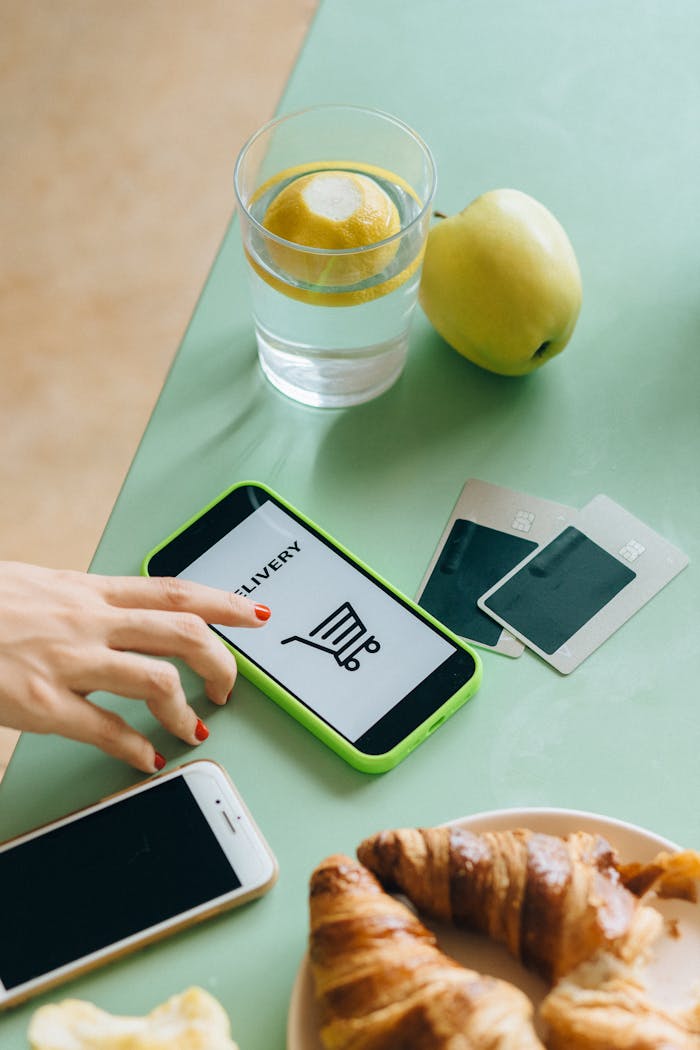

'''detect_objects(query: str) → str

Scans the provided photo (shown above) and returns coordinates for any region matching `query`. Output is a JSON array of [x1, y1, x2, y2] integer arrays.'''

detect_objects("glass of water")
[[234, 105, 437, 408]]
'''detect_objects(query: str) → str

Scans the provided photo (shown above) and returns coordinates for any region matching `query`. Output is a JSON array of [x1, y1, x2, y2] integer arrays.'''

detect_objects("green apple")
[[419, 189, 582, 375]]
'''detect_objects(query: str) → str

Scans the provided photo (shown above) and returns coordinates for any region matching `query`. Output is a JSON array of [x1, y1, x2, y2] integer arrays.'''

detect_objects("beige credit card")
[[478, 494, 689, 674], [417, 479, 575, 657]]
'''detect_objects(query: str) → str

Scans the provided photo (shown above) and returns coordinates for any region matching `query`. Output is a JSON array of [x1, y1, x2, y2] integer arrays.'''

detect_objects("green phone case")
[[142, 480, 482, 774]]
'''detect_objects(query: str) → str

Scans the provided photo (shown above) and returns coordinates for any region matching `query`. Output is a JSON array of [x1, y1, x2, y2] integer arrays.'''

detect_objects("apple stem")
[[534, 340, 551, 358], [433, 210, 448, 220]]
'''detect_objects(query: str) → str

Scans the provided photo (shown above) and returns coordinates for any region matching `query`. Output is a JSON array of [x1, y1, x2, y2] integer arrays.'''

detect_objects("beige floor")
[[0, 0, 317, 780]]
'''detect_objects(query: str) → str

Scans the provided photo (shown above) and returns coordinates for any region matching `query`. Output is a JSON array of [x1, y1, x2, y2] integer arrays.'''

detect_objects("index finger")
[[97, 574, 270, 627]]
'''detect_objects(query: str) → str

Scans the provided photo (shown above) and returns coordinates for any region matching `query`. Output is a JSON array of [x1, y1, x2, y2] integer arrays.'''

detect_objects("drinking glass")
[[234, 105, 437, 408]]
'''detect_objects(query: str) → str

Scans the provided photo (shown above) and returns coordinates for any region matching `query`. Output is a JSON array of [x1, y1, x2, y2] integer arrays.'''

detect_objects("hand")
[[0, 562, 271, 773]]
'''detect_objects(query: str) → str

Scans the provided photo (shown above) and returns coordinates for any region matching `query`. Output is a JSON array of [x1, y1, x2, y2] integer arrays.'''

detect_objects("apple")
[[418, 189, 582, 375]]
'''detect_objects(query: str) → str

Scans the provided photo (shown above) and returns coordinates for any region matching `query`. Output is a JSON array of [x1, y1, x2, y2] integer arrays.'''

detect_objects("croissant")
[[540, 952, 700, 1050], [28, 986, 239, 1050], [357, 826, 673, 983], [309, 853, 545, 1050], [619, 848, 700, 903]]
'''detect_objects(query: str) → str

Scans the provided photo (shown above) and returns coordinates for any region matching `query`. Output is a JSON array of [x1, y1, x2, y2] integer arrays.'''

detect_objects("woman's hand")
[[0, 561, 270, 773]]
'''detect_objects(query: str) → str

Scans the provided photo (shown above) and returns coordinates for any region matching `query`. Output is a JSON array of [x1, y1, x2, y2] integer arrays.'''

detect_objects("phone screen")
[[0, 776, 240, 991], [151, 486, 476, 755]]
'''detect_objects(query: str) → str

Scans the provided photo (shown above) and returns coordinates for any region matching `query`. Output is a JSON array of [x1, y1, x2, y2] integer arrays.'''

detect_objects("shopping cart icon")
[[281, 601, 381, 672]]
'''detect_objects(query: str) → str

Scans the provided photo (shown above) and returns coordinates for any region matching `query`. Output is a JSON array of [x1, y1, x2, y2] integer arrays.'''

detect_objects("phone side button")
[[428, 715, 447, 735]]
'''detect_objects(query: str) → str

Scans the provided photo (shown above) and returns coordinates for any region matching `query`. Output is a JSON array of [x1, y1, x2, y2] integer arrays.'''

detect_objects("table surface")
[[2, 0, 699, 1044]]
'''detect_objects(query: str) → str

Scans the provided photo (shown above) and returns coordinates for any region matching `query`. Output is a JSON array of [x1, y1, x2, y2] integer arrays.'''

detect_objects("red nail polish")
[[154, 751, 166, 771], [195, 718, 209, 742], [255, 603, 271, 621]]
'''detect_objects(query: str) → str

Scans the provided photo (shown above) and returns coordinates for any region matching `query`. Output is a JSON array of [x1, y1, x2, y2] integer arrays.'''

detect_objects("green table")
[[2, 1, 699, 1045]]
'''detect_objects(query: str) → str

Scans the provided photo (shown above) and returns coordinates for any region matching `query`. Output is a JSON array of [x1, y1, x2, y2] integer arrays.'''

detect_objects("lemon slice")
[[261, 170, 398, 289], [262, 169, 401, 287], [246, 162, 424, 307]]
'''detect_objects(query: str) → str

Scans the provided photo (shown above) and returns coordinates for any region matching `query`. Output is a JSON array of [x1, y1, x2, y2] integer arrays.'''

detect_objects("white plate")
[[287, 807, 700, 1049]]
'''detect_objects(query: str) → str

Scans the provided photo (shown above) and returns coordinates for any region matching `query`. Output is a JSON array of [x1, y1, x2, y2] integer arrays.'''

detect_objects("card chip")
[[619, 539, 646, 562], [512, 510, 535, 532]]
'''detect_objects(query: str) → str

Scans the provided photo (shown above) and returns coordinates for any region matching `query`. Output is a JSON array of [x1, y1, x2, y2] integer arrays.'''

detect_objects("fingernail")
[[195, 718, 209, 742], [154, 751, 166, 771], [254, 603, 271, 621]]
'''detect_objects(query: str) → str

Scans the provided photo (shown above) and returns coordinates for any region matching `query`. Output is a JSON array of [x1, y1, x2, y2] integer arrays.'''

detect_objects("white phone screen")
[[178, 501, 455, 743]]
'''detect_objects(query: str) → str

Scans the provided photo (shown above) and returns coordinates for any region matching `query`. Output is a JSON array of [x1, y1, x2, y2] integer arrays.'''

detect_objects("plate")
[[287, 807, 700, 1049]]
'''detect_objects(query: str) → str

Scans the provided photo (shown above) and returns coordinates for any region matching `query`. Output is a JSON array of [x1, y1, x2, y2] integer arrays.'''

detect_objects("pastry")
[[357, 826, 678, 982], [309, 853, 545, 1049], [540, 951, 700, 1049], [619, 848, 700, 902], [28, 986, 238, 1050]]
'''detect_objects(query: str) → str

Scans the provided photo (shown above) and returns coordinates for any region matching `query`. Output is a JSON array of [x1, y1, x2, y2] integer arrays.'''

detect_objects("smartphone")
[[0, 760, 278, 1010], [143, 481, 482, 773]]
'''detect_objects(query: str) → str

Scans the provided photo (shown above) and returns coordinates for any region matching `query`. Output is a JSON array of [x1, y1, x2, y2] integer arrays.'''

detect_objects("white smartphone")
[[0, 760, 278, 1010]]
